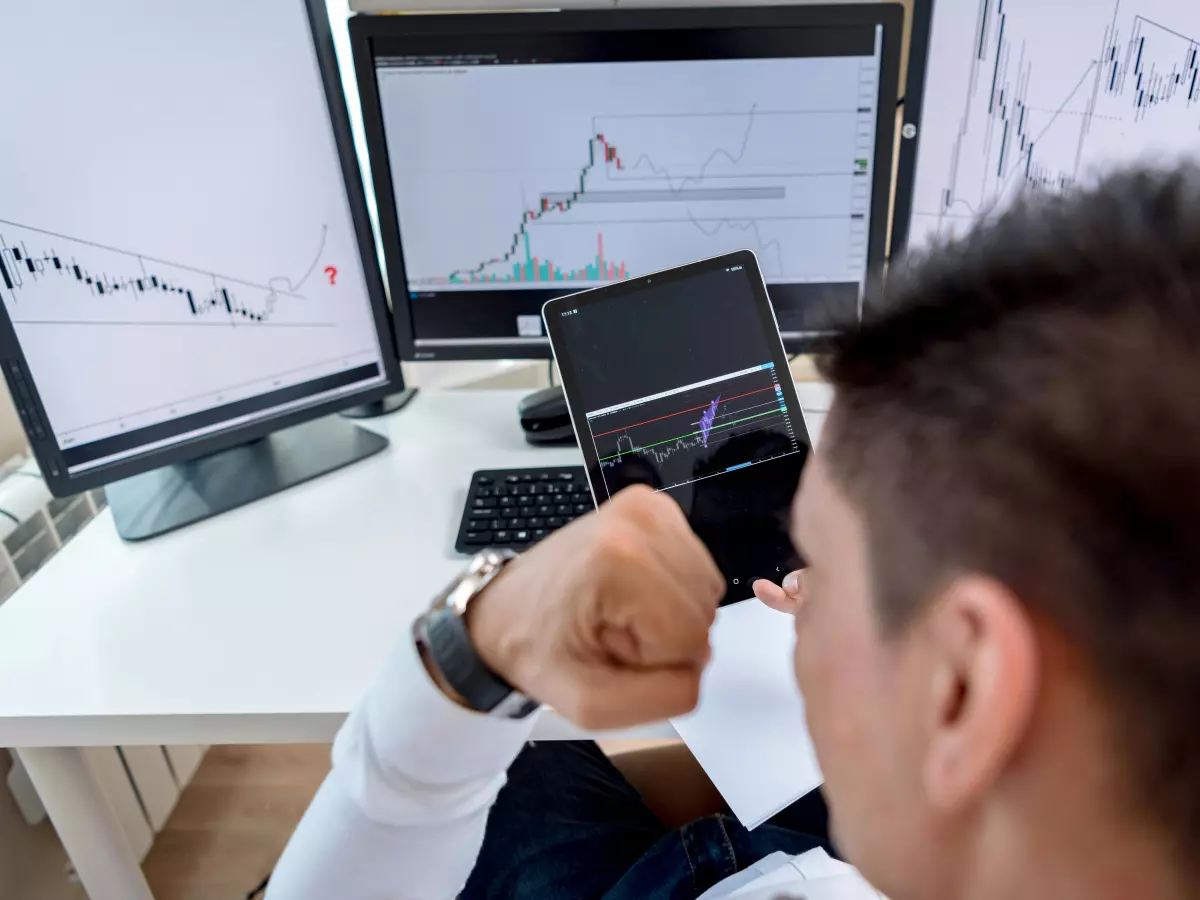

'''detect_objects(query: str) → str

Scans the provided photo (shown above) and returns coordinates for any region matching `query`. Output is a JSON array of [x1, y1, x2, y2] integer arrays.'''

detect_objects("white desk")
[[0, 386, 830, 900]]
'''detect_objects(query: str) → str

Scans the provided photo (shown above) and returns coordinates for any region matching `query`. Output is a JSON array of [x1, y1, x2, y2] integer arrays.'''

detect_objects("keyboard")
[[455, 466, 593, 554]]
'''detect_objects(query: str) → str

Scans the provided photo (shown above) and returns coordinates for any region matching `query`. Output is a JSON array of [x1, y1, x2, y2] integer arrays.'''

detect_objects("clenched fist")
[[465, 485, 725, 730]]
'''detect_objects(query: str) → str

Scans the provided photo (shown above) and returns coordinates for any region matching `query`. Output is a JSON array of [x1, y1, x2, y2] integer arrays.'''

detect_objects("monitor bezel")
[[0, 0, 403, 497], [350, 4, 905, 361], [888, 0, 935, 259]]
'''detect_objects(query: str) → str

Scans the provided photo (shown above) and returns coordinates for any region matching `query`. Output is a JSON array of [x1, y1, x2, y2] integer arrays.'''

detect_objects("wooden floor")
[[143, 744, 331, 900]]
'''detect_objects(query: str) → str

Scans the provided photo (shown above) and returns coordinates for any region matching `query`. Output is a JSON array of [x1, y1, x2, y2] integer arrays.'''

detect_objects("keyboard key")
[[459, 469, 588, 554], [565, 516, 576, 524]]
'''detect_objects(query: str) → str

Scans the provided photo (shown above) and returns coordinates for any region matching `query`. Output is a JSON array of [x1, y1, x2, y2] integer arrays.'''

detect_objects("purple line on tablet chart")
[[699, 395, 720, 447], [586, 362, 802, 493]]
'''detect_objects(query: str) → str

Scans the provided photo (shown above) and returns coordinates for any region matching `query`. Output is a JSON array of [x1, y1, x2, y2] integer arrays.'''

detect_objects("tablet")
[[544, 251, 811, 605]]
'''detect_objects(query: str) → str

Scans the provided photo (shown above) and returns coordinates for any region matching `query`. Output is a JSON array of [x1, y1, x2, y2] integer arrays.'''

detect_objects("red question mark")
[[324, 266, 338, 285]]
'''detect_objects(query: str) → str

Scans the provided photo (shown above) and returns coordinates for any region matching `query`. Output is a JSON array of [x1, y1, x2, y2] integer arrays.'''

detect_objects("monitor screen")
[[352, 7, 901, 359], [0, 0, 397, 489], [904, 0, 1200, 247]]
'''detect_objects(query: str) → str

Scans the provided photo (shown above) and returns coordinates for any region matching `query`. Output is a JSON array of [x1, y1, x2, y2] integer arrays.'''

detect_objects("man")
[[267, 166, 1200, 900]]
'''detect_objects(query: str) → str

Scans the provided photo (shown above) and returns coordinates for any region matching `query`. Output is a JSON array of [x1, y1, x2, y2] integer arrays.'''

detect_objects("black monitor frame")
[[0, 0, 403, 497], [351, 5, 905, 361], [888, 0, 935, 258]]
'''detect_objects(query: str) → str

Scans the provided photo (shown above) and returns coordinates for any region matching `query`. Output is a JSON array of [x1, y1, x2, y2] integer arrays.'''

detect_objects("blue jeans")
[[461, 741, 831, 900]]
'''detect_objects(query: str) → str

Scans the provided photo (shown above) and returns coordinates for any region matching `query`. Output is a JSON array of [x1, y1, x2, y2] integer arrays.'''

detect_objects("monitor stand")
[[339, 387, 419, 419], [105, 415, 389, 541]]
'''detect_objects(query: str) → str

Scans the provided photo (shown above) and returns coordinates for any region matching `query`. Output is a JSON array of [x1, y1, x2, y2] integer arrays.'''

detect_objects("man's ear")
[[921, 575, 1039, 811]]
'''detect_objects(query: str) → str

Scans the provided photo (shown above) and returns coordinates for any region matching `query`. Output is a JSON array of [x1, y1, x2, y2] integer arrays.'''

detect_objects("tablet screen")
[[546, 251, 810, 603]]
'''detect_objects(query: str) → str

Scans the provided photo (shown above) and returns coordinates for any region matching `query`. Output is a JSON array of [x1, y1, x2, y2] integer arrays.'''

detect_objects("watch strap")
[[423, 608, 539, 718]]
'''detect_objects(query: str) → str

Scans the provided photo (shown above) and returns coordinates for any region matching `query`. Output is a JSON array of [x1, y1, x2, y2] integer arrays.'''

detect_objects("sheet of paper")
[[699, 849, 884, 900], [671, 599, 823, 829], [790, 848, 856, 880], [697, 851, 795, 900], [728, 865, 808, 897], [797, 381, 832, 446], [733, 873, 887, 900]]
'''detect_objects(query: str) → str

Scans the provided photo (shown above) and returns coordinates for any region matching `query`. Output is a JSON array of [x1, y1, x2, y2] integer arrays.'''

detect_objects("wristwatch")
[[414, 549, 540, 719]]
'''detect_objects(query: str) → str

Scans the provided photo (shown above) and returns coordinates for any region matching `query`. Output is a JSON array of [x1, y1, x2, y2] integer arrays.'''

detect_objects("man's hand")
[[752, 570, 806, 615], [465, 485, 725, 730]]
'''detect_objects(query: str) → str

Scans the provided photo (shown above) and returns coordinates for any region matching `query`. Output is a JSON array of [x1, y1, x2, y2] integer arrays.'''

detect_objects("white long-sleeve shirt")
[[265, 634, 878, 900]]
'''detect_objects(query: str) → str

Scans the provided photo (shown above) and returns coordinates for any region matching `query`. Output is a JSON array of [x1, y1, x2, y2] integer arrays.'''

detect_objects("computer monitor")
[[350, 6, 904, 360], [0, 0, 403, 538], [894, 0, 1200, 252]]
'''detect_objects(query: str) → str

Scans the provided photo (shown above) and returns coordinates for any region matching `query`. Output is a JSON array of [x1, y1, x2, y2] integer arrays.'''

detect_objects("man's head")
[[792, 166, 1200, 899]]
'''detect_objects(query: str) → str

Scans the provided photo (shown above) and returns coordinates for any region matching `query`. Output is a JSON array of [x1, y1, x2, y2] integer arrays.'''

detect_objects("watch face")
[[446, 549, 519, 615]]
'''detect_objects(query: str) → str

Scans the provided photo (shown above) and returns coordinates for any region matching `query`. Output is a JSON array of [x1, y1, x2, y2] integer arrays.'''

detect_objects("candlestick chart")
[[911, 0, 1200, 244]]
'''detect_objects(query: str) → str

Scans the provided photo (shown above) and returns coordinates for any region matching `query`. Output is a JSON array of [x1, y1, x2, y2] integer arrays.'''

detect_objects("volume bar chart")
[[456, 232, 628, 285], [586, 362, 801, 492]]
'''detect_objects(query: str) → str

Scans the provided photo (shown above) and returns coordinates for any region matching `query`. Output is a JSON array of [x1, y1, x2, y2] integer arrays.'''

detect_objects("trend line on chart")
[[0, 219, 328, 325], [444, 107, 763, 285], [597, 407, 785, 463], [614, 106, 759, 192], [686, 213, 786, 276], [936, 0, 1200, 227], [589, 385, 779, 439], [268, 225, 327, 294]]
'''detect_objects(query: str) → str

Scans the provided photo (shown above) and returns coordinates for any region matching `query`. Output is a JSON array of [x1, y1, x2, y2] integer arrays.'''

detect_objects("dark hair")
[[818, 165, 1200, 869]]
